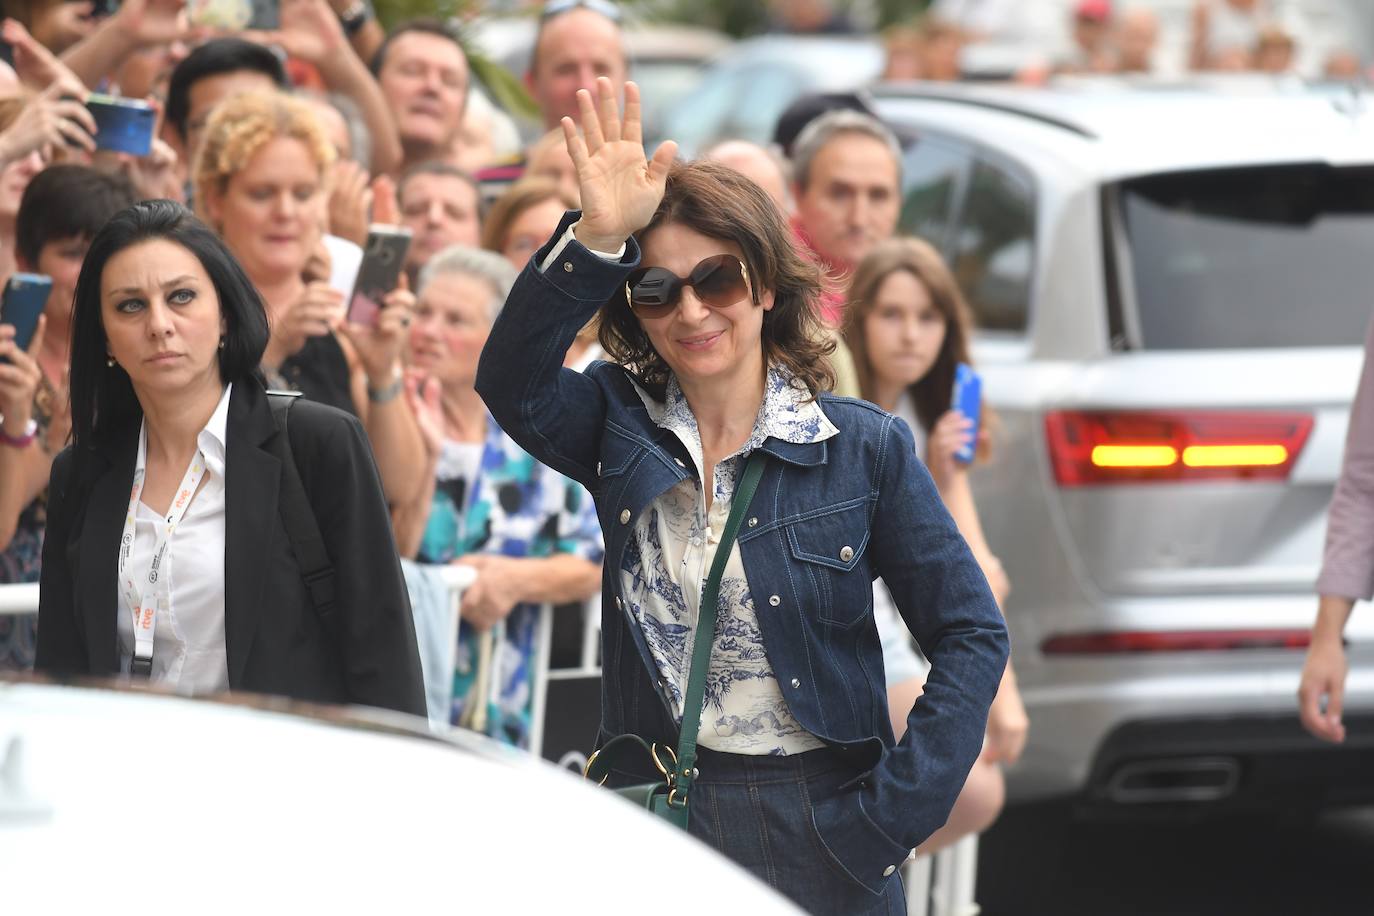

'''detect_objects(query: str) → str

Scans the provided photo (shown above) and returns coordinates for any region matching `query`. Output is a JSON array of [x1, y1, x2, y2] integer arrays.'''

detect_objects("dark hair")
[[165, 38, 288, 141], [479, 176, 575, 253], [598, 160, 835, 400], [369, 18, 466, 76], [69, 200, 270, 446], [841, 236, 992, 456], [397, 160, 481, 208], [16, 165, 140, 268]]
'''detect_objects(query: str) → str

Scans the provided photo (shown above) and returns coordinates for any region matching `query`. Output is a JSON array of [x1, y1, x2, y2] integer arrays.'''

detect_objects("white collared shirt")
[[116, 384, 232, 695]]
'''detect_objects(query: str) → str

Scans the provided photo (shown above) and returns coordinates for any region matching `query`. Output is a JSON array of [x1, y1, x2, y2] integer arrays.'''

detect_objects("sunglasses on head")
[[624, 255, 753, 319], [541, 0, 622, 22]]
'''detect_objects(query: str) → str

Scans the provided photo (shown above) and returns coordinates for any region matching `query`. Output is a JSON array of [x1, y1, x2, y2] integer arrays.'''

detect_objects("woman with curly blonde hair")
[[193, 89, 424, 503]]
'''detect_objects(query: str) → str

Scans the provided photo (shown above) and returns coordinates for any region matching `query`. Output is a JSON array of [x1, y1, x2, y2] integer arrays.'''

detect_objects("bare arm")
[[323, 0, 385, 73], [60, 0, 190, 90], [455, 553, 602, 632], [245, 0, 402, 177]]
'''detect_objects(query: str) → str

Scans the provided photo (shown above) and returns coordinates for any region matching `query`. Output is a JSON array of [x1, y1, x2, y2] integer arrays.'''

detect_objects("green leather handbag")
[[584, 450, 770, 831]]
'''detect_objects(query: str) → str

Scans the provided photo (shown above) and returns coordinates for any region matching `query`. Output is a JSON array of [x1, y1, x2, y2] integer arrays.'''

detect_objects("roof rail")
[[870, 84, 1099, 139]]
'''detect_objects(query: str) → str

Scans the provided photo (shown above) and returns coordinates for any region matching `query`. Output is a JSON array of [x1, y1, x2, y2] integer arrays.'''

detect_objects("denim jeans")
[[688, 746, 906, 915]]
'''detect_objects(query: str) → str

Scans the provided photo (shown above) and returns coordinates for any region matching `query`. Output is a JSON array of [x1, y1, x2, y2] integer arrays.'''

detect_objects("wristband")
[[0, 417, 38, 448], [338, 0, 370, 35], [368, 376, 403, 404]]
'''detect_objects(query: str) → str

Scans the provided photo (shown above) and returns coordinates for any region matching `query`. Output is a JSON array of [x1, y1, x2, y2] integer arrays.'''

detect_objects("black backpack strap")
[[266, 391, 338, 637]]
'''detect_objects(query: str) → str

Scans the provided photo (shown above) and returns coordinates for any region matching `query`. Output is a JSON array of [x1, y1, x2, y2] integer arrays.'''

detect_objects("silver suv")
[[871, 81, 1374, 809]]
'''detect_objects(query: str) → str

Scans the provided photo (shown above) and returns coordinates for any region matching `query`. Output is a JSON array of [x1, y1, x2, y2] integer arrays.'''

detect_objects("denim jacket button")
[[768, 595, 780, 606], [839, 545, 854, 562], [790, 677, 800, 689], [883, 865, 897, 878], [674, 458, 685, 467], [747, 517, 758, 527], [619, 509, 631, 524], [562, 261, 574, 272], [596, 461, 602, 475]]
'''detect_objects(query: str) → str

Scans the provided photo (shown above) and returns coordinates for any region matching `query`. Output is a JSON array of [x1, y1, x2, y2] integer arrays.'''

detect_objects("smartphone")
[[951, 362, 983, 465], [86, 94, 156, 157], [347, 226, 412, 327], [188, 0, 253, 30], [0, 273, 52, 362]]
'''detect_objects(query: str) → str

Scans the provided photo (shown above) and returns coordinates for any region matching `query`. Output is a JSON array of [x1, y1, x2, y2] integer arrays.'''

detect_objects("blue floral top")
[[418, 413, 603, 748]]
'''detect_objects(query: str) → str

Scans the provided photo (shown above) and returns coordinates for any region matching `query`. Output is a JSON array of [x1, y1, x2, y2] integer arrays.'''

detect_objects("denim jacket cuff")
[[529, 209, 641, 305]]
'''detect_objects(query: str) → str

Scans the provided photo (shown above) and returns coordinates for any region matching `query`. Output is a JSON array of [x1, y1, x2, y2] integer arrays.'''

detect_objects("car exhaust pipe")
[[1104, 756, 1241, 804]]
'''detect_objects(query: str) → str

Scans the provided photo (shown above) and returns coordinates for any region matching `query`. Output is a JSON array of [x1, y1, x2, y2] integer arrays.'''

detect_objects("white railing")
[[1, 576, 979, 913], [0, 583, 38, 616]]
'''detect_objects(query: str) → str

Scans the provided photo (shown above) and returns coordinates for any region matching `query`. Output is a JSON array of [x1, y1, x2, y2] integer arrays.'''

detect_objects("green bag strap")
[[670, 448, 770, 806]]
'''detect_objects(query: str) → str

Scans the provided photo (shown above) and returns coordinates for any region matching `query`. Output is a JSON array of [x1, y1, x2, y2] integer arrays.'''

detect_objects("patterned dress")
[[621, 366, 838, 755], [417, 413, 603, 749], [0, 377, 58, 671]]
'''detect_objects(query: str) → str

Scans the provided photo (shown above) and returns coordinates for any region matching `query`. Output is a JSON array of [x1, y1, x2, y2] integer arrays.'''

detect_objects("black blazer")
[[35, 380, 427, 717]]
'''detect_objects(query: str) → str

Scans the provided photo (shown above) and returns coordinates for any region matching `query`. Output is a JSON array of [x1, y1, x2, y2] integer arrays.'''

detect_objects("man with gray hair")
[[790, 108, 904, 324]]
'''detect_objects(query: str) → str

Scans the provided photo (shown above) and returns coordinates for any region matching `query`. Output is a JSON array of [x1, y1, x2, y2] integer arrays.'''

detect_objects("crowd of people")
[[889, 0, 1364, 81], [0, 0, 1366, 911]]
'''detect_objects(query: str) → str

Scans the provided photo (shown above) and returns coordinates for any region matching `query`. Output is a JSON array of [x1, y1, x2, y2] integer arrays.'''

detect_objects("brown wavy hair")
[[842, 236, 993, 457], [598, 160, 834, 400]]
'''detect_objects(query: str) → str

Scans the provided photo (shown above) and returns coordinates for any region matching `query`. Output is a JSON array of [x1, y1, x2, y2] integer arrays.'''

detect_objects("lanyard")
[[118, 422, 208, 678]]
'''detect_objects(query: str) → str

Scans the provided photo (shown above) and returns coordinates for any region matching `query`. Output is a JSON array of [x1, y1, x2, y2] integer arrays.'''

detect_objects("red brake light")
[[1042, 629, 1313, 655], [1045, 411, 1313, 486]]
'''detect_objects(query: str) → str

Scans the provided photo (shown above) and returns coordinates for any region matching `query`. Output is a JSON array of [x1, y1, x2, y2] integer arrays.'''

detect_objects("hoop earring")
[[218, 338, 226, 350]]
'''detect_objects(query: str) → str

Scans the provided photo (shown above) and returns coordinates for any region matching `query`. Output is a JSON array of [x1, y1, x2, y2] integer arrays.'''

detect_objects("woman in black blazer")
[[36, 200, 426, 717]]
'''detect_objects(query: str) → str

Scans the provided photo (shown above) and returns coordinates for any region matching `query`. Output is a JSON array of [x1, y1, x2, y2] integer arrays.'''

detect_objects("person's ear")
[[202, 187, 224, 231], [759, 288, 775, 312], [14, 248, 32, 272]]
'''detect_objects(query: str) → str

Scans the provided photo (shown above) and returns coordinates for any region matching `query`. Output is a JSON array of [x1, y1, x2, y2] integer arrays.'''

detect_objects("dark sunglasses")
[[624, 255, 753, 319], [541, 0, 622, 22]]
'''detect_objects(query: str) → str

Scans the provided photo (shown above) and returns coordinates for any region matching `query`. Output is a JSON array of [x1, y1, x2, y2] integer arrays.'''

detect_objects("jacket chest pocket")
[[783, 497, 872, 627]]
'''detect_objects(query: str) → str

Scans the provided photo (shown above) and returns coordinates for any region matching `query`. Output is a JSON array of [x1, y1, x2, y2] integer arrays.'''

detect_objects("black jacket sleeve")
[[294, 403, 427, 717]]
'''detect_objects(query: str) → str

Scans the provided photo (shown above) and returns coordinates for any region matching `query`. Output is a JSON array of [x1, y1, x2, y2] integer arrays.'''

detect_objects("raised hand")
[[242, 0, 348, 69], [562, 78, 676, 252], [2, 18, 87, 91], [0, 317, 45, 438], [0, 78, 97, 163], [926, 408, 975, 491], [339, 280, 414, 389], [328, 159, 372, 247]]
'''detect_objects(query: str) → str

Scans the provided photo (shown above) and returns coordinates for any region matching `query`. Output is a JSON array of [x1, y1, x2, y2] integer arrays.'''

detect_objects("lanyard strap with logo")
[[118, 422, 207, 678]]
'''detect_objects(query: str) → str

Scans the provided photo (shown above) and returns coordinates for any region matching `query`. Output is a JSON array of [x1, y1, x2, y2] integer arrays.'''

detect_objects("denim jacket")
[[476, 213, 1009, 895]]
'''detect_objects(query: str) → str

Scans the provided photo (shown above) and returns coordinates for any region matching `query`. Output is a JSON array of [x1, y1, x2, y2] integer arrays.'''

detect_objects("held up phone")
[[0, 273, 52, 362], [347, 226, 413, 327], [187, 0, 254, 30], [951, 362, 983, 465], [86, 94, 157, 157]]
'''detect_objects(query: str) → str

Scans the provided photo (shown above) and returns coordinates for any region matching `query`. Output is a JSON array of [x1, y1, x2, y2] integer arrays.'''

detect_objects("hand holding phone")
[[347, 226, 412, 327], [951, 362, 983, 465], [86, 94, 156, 157], [0, 273, 53, 363]]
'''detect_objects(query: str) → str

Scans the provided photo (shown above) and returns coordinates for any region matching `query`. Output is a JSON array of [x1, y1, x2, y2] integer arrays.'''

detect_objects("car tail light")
[[1044, 411, 1313, 486], [1041, 629, 1313, 655]]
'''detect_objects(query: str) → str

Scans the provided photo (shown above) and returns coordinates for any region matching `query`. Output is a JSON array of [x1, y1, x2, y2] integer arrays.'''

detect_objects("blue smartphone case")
[[951, 362, 982, 465], [87, 94, 156, 157], [1, 272, 52, 356]]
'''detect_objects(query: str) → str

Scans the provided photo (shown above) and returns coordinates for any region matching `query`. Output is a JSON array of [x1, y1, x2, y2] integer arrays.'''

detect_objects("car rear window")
[[1119, 164, 1374, 349]]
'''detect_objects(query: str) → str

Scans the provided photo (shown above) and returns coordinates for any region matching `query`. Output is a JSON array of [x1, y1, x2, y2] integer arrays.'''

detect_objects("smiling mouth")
[[677, 331, 724, 349]]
